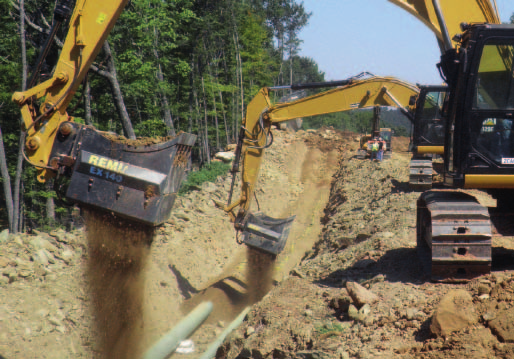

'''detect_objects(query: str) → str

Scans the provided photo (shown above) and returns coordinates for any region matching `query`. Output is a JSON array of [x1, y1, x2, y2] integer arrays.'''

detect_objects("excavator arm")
[[11, 0, 196, 226], [13, 0, 130, 179], [387, 0, 500, 52], [222, 75, 419, 255]]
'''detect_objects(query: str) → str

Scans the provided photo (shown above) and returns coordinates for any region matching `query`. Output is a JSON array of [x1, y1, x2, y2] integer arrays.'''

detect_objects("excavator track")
[[409, 158, 433, 190], [416, 191, 492, 282]]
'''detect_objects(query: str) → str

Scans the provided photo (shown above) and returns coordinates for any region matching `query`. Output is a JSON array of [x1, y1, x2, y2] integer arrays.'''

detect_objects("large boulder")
[[346, 281, 379, 307], [430, 289, 478, 337], [215, 151, 236, 163]]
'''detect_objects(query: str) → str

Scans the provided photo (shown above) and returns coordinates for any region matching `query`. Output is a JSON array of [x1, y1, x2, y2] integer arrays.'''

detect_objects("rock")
[[3, 267, 17, 282], [348, 304, 371, 324], [32, 249, 49, 266], [0, 257, 9, 268], [215, 151, 236, 163], [348, 304, 360, 321], [0, 229, 9, 243], [346, 282, 379, 307], [225, 144, 237, 151], [477, 284, 490, 295], [29, 238, 58, 253], [49, 229, 70, 244], [430, 289, 478, 337], [201, 181, 218, 193], [406, 308, 420, 320], [55, 250, 74, 264], [380, 232, 394, 239], [175, 212, 191, 222], [36, 308, 50, 318], [296, 351, 329, 359], [329, 296, 351, 313], [489, 307, 514, 342], [246, 326, 255, 337], [48, 316, 64, 327], [483, 312, 496, 321]]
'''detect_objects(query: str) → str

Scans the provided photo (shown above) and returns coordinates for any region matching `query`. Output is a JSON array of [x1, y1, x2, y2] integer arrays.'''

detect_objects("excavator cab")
[[442, 24, 514, 189], [408, 85, 448, 190], [416, 24, 514, 281]]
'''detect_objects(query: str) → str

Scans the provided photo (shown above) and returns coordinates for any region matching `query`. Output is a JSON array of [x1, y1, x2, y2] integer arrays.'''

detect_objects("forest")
[[0, 0, 417, 232]]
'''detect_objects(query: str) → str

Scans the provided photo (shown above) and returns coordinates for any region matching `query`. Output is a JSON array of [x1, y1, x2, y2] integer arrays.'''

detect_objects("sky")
[[297, 0, 514, 85]]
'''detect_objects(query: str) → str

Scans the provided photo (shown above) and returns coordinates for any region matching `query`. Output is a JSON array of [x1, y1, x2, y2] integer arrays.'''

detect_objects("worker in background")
[[377, 137, 386, 161], [369, 137, 379, 161]]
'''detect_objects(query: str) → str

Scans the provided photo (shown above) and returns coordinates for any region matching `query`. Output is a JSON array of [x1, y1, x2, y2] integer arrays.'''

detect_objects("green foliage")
[[315, 322, 346, 336], [134, 120, 169, 137], [0, 0, 315, 230], [302, 110, 373, 133], [179, 162, 230, 195]]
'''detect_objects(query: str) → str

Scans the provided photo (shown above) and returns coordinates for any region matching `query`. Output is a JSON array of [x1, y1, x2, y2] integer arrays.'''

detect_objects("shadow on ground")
[[317, 245, 514, 287], [317, 247, 427, 287]]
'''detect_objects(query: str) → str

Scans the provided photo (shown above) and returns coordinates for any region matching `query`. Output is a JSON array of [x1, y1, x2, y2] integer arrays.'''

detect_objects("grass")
[[179, 162, 231, 195]]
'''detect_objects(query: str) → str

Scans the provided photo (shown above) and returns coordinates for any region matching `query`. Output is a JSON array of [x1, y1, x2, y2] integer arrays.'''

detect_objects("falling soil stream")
[[84, 210, 154, 359]]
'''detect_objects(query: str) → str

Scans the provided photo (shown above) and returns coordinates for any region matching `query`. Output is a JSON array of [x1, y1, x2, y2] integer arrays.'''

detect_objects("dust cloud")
[[246, 248, 276, 303], [84, 210, 154, 359]]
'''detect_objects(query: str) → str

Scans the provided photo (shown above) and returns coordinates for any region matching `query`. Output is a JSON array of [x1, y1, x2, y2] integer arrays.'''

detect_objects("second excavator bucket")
[[241, 212, 295, 256], [49, 122, 196, 226]]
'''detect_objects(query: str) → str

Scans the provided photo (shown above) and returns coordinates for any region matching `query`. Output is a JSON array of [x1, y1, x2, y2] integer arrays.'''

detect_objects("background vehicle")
[[220, 74, 420, 255], [356, 106, 394, 160], [408, 85, 448, 189], [11, 0, 196, 226]]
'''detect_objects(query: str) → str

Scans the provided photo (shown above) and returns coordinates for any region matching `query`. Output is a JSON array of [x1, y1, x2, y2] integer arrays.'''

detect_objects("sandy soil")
[[3, 129, 514, 359]]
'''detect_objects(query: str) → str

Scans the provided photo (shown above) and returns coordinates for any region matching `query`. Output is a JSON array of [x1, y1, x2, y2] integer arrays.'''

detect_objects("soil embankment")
[[3, 130, 514, 358]]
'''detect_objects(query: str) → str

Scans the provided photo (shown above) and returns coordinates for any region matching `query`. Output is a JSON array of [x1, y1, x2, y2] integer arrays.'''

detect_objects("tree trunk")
[[214, 58, 230, 144], [101, 41, 136, 139], [84, 73, 93, 125], [153, 25, 176, 136], [201, 76, 210, 164], [0, 126, 14, 231], [13, 0, 28, 233], [188, 57, 194, 134], [46, 181, 55, 224], [193, 86, 204, 164]]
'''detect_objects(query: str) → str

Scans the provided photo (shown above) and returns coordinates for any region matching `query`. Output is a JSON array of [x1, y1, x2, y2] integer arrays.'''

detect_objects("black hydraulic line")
[[27, 0, 73, 88], [268, 79, 354, 91], [227, 126, 246, 206], [432, 0, 453, 51]]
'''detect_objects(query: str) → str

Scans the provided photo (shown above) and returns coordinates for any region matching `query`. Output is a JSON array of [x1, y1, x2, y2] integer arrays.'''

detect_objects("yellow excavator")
[[11, 0, 196, 226], [389, 0, 501, 191], [408, 84, 448, 189], [220, 74, 421, 255], [390, 0, 514, 281]]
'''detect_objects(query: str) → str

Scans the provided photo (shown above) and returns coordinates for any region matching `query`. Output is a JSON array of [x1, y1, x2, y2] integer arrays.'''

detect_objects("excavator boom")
[[222, 74, 419, 255], [12, 0, 196, 226], [388, 0, 500, 51]]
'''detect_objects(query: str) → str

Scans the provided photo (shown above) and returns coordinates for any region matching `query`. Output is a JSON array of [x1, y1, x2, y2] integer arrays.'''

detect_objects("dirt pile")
[[219, 138, 514, 359], [7, 129, 514, 359]]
